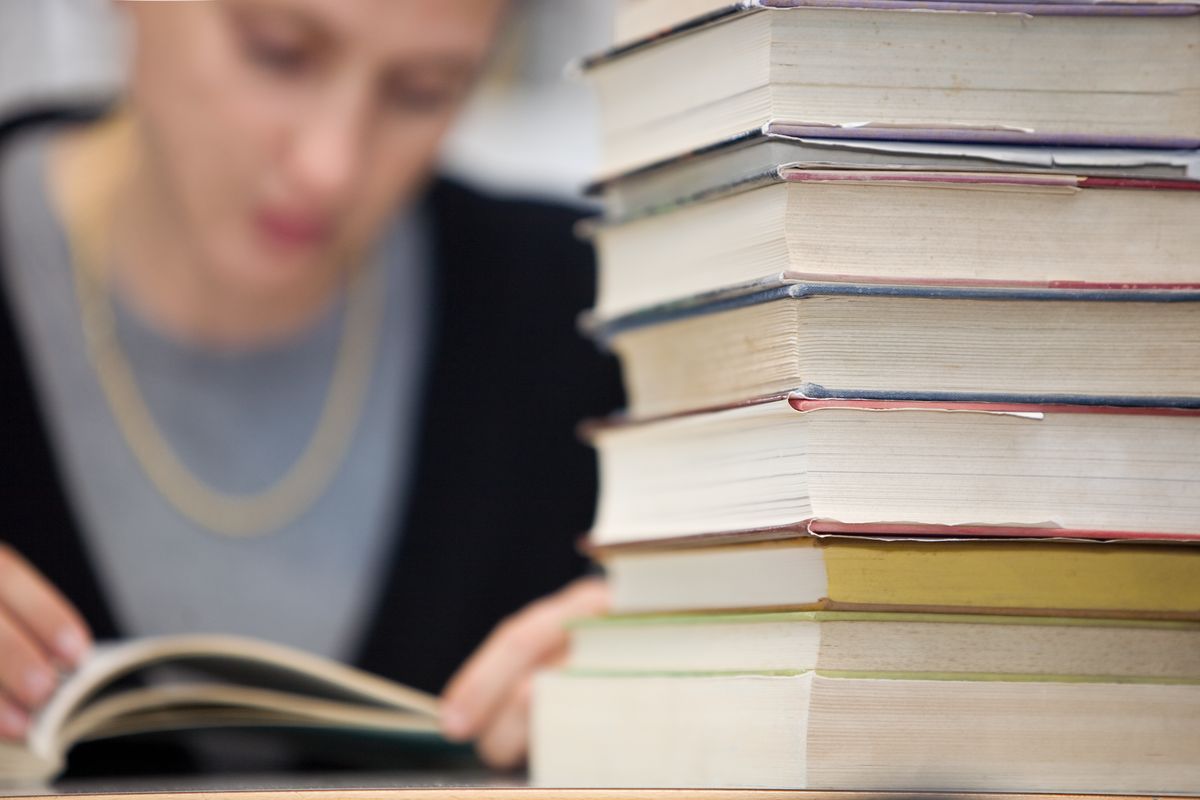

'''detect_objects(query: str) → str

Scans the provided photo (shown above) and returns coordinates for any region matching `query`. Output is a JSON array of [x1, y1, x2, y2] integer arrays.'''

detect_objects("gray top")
[[0, 128, 428, 661]]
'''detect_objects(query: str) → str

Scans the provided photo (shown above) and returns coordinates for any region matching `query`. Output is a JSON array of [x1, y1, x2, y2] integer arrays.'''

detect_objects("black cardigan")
[[0, 106, 623, 697]]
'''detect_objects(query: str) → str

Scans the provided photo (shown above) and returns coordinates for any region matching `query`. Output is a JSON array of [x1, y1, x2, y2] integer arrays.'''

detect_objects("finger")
[[441, 578, 608, 741], [0, 544, 91, 667], [442, 578, 607, 737], [0, 695, 31, 742], [557, 576, 610, 616], [0, 610, 58, 710], [475, 674, 534, 771], [440, 603, 564, 741]]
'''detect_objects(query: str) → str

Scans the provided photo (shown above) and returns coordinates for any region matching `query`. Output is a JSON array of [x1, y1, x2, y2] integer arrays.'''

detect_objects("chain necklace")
[[62, 117, 386, 537]]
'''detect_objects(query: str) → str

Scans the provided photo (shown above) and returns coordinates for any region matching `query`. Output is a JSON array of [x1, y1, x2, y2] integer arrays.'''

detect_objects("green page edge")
[[558, 668, 1200, 686]]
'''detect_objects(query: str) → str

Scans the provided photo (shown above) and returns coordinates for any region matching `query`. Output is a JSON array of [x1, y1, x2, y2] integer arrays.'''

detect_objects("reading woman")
[[0, 0, 619, 772]]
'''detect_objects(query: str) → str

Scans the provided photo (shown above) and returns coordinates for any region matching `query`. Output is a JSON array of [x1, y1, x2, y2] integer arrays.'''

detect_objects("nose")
[[284, 80, 370, 208]]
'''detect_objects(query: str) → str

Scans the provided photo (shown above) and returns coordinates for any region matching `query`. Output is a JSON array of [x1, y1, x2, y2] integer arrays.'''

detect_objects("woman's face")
[[125, 0, 507, 296]]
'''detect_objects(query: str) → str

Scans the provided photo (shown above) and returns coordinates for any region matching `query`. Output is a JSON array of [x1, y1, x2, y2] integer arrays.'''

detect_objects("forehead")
[[227, 0, 509, 61]]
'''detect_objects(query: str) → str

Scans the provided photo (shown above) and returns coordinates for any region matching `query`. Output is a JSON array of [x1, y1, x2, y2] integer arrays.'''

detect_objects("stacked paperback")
[[532, 0, 1200, 793]]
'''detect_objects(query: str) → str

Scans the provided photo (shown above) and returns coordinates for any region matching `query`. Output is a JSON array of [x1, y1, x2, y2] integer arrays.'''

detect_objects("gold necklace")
[[61, 116, 386, 537]]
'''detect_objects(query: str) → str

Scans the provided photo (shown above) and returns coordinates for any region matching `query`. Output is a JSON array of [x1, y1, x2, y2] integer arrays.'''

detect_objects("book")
[[557, 1, 1200, 791], [611, 0, 1200, 50], [596, 536, 1200, 616], [598, 282, 1200, 419], [587, 169, 1200, 320], [581, 2, 1200, 175], [612, 0, 735, 46], [567, 610, 1200, 679], [0, 635, 442, 784], [590, 125, 1200, 220], [589, 397, 1200, 544], [532, 670, 1200, 791]]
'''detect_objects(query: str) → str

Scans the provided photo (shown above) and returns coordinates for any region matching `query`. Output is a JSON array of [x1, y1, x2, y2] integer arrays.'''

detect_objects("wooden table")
[[4, 777, 1196, 800]]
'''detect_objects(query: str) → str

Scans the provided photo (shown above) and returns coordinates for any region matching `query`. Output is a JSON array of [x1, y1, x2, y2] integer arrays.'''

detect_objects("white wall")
[[440, 0, 615, 204], [0, 0, 615, 203], [0, 0, 124, 109]]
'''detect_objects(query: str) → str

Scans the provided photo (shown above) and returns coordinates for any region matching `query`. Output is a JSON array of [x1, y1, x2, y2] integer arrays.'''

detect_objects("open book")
[[0, 634, 442, 784]]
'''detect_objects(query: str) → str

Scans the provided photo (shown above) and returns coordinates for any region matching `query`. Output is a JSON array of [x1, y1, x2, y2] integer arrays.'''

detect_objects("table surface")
[[3, 774, 1197, 800]]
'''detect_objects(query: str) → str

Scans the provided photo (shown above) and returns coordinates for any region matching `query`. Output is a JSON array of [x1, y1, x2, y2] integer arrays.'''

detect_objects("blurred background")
[[0, 0, 615, 204]]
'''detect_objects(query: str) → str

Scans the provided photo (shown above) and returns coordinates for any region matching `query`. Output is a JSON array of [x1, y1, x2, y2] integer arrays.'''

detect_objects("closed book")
[[533, 670, 1200, 791], [612, 0, 736, 46], [599, 282, 1200, 419], [568, 610, 1200, 679], [611, 0, 1200, 49], [582, 2, 1200, 174], [597, 536, 1200, 617], [588, 170, 1200, 320], [591, 126, 1200, 220], [590, 397, 1200, 544]]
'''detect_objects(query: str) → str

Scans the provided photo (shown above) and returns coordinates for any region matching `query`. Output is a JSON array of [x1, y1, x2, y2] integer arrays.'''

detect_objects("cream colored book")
[[0, 635, 440, 785], [583, 3, 1200, 174], [533, 670, 1200, 792], [567, 611, 1200, 679], [611, 0, 1200, 50], [590, 397, 1200, 545], [612, 0, 736, 46], [602, 282, 1200, 420], [589, 169, 1200, 320]]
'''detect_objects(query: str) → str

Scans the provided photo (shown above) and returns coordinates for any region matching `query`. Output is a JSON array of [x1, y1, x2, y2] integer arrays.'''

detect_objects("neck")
[[52, 113, 346, 350]]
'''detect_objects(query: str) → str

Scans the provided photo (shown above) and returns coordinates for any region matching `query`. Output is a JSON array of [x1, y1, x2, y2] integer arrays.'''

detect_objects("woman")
[[0, 0, 619, 772]]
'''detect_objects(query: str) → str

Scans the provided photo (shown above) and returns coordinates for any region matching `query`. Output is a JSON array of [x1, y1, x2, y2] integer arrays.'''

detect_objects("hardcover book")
[[611, 0, 1200, 49], [595, 282, 1200, 419], [596, 536, 1200, 616], [581, 1, 1200, 174], [587, 169, 1200, 319], [590, 125, 1200, 219], [589, 397, 1200, 543]]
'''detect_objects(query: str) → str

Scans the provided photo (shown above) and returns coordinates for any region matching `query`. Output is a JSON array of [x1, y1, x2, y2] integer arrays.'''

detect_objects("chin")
[[215, 242, 329, 300]]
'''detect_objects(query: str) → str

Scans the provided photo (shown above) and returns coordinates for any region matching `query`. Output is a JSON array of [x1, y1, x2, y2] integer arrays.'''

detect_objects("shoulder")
[[425, 177, 590, 248], [0, 101, 110, 142], [423, 178, 596, 288], [419, 177, 602, 342], [413, 176, 622, 413], [0, 102, 109, 175], [0, 102, 111, 265]]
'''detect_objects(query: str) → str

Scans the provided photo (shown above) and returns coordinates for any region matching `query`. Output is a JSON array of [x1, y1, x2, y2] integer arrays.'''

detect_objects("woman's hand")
[[0, 544, 92, 740], [439, 576, 608, 769]]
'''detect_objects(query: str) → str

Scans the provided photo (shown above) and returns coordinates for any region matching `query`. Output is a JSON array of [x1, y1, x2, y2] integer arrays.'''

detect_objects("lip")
[[254, 207, 332, 250]]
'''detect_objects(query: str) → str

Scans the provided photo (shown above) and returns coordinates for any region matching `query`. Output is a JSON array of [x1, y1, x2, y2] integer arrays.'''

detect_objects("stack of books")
[[532, 0, 1200, 793]]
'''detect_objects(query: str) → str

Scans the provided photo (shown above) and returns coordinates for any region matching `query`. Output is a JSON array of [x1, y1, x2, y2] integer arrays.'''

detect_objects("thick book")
[[533, 670, 1200, 791], [596, 536, 1200, 617], [590, 125, 1200, 220], [589, 397, 1200, 544], [594, 282, 1200, 419], [612, 0, 735, 46], [586, 169, 1200, 320], [581, 2, 1200, 174], [567, 610, 1200, 679], [0, 635, 442, 784], [611, 0, 1200, 49]]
